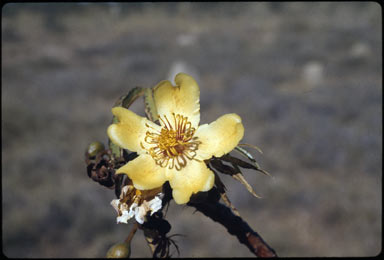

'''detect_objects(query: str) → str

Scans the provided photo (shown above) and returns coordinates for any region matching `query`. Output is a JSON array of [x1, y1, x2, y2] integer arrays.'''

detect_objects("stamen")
[[143, 113, 201, 170]]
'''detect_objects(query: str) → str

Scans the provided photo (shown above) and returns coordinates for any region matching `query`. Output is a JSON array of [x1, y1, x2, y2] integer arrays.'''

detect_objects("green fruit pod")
[[106, 242, 131, 258]]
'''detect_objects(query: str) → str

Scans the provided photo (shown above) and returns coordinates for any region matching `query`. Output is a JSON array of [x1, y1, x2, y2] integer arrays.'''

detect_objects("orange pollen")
[[141, 113, 200, 170]]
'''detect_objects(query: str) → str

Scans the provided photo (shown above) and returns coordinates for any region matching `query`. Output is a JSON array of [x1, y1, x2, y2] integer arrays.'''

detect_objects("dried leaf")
[[221, 192, 241, 216], [231, 163, 262, 198], [235, 146, 257, 163], [210, 168, 241, 216], [209, 159, 238, 176], [233, 147, 271, 177], [232, 173, 262, 199], [238, 143, 263, 154], [144, 235, 157, 255], [210, 159, 261, 199], [168, 236, 181, 257], [221, 154, 257, 170]]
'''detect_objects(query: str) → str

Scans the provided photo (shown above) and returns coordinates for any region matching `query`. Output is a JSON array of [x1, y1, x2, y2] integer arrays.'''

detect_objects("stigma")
[[142, 113, 200, 170]]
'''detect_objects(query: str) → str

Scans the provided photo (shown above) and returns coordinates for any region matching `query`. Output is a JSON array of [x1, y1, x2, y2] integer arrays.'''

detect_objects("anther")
[[144, 114, 201, 170]]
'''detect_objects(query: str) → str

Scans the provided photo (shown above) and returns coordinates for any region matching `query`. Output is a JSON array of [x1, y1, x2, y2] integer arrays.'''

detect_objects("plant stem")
[[125, 222, 139, 244]]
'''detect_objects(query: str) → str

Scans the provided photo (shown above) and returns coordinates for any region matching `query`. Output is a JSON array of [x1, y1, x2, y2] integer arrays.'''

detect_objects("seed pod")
[[87, 141, 105, 158], [106, 242, 131, 258]]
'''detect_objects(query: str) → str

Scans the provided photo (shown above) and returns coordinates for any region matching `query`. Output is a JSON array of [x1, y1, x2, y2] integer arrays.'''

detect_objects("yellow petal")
[[116, 154, 167, 190], [195, 113, 244, 160], [153, 73, 200, 128], [107, 107, 160, 154], [168, 159, 215, 204]]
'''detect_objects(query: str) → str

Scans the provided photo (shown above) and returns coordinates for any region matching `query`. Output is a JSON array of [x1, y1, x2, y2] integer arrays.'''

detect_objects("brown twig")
[[187, 199, 277, 257]]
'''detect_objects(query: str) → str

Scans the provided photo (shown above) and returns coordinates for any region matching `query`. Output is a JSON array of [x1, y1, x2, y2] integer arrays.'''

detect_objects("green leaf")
[[114, 86, 145, 109], [144, 87, 159, 122]]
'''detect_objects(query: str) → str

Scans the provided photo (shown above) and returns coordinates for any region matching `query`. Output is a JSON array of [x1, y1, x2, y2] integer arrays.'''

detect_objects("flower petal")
[[148, 195, 163, 215], [117, 210, 132, 224], [153, 73, 200, 128], [195, 113, 244, 160], [110, 199, 120, 214], [168, 159, 215, 204], [116, 154, 167, 190], [107, 107, 160, 154], [134, 205, 146, 224]]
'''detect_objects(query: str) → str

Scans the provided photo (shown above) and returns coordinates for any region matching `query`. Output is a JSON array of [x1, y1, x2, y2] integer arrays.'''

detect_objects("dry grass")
[[2, 2, 381, 257]]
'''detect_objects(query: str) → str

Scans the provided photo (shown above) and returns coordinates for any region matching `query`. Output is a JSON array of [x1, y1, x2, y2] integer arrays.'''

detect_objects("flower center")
[[142, 113, 200, 170]]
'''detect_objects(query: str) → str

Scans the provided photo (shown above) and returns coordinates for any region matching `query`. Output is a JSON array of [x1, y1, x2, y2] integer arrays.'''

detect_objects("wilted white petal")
[[128, 203, 138, 218], [117, 210, 131, 224], [148, 195, 163, 215], [120, 185, 131, 198], [110, 199, 120, 214], [111, 189, 164, 225], [134, 206, 147, 224], [129, 202, 138, 211]]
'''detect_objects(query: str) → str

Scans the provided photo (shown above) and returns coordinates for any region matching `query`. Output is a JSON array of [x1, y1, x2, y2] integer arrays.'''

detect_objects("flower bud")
[[87, 141, 105, 157], [106, 242, 131, 258]]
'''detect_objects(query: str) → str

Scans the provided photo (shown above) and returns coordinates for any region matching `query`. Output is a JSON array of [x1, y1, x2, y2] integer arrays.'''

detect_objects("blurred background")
[[2, 2, 382, 257]]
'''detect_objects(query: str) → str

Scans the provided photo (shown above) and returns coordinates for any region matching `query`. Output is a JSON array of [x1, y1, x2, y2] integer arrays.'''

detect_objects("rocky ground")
[[2, 2, 382, 257]]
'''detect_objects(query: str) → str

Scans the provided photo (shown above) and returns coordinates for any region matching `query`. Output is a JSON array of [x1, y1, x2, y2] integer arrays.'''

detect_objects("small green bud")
[[87, 141, 105, 157], [106, 242, 131, 258]]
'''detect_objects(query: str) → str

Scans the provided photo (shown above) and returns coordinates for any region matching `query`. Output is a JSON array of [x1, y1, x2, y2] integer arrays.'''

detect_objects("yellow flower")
[[107, 73, 244, 204]]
